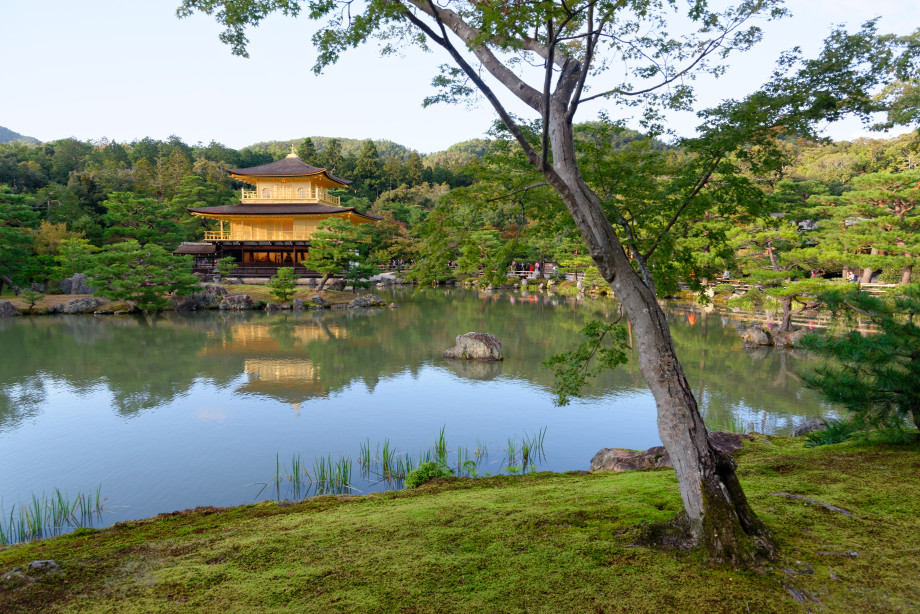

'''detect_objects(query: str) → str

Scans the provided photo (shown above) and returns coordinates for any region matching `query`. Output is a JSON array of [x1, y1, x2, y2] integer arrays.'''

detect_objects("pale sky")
[[1, 1, 917, 153]]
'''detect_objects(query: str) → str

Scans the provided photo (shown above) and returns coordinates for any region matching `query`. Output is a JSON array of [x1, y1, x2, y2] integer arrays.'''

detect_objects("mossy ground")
[[1, 437, 918, 613]]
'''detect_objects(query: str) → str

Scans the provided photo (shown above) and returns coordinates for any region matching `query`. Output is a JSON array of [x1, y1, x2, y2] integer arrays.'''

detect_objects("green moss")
[[1, 439, 918, 612]]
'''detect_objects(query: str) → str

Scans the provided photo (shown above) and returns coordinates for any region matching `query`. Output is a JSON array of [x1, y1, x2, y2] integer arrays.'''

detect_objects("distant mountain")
[[246, 136, 491, 169], [245, 137, 415, 162], [0, 126, 39, 145]]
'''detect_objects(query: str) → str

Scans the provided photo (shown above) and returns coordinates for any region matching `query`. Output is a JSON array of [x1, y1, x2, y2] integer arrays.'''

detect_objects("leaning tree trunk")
[[545, 112, 775, 566], [902, 265, 912, 285], [315, 273, 330, 292]]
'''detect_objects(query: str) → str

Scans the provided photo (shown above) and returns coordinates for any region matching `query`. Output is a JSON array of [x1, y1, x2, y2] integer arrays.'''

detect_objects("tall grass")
[[0, 485, 104, 546], [272, 427, 548, 503], [504, 427, 547, 474]]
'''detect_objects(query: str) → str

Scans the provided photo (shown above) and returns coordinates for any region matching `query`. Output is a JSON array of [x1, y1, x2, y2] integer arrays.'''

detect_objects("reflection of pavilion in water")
[[200, 321, 348, 408]]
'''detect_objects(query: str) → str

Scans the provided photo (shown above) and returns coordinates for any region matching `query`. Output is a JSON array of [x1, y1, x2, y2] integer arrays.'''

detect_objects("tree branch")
[[486, 182, 550, 203], [399, 3, 541, 165], [405, 1, 544, 111], [643, 157, 721, 260]]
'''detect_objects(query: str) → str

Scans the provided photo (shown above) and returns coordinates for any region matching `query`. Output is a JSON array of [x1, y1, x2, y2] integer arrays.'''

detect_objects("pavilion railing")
[[240, 188, 340, 206]]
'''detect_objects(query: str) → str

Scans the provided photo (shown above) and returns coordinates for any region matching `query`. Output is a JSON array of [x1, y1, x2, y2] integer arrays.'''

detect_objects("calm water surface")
[[0, 288, 834, 531]]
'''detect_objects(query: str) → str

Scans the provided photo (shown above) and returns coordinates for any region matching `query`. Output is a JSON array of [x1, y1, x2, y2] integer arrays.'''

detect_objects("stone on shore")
[[443, 332, 503, 361], [174, 284, 228, 311], [590, 432, 752, 472], [311, 295, 329, 308], [793, 418, 827, 437], [218, 293, 253, 311], [61, 297, 105, 314], [0, 301, 19, 317], [59, 273, 94, 295]]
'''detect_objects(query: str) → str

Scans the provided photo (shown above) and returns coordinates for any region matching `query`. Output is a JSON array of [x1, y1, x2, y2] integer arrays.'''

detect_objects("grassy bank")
[[1, 284, 359, 314], [1, 437, 918, 613]]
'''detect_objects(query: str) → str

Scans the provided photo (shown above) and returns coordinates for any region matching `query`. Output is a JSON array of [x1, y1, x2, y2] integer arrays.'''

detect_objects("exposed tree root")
[[770, 492, 861, 519]]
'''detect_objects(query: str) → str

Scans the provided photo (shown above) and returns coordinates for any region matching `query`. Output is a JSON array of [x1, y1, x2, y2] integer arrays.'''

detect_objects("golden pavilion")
[[178, 147, 380, 275]]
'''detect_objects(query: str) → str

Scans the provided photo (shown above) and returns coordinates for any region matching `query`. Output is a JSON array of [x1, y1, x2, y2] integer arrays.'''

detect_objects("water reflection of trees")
[[0, 290, 839, 431]]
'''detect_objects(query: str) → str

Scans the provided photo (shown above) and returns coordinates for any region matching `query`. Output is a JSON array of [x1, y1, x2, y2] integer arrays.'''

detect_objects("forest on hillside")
[[0, 126, 918, 299]]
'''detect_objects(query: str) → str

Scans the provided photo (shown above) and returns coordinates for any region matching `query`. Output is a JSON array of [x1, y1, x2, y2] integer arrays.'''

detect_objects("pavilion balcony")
[[241, 188, 340, 206], [203, 230, 316, 242]]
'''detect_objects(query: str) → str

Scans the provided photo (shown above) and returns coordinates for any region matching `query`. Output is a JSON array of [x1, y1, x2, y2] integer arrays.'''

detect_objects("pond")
[[0, 288, 835, 539]]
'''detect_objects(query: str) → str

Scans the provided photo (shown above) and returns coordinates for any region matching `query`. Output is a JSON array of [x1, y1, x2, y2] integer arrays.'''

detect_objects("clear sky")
[[2, 1, 916, 153]]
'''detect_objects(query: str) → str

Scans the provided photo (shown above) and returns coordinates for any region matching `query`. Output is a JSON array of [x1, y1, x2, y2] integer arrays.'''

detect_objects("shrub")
[[803, 418, 860, 448], [267, 267, 298, 304], [404, 462, 453, 488]]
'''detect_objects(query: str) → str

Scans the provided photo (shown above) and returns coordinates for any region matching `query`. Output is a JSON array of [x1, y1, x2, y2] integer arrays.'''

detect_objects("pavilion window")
[[296, 187, 306, 198], [262, 187, 272, 198]]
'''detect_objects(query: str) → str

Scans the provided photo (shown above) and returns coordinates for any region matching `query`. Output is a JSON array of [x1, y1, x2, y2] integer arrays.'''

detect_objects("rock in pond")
[[292, 298, 304, 311], [443, 332, 503, 361], [265, 302, 282, 312], [311, 295, 329, 308], [348, 294, 385, 309], [445, 358, 503, 381], [774, 329, 807, 347], [741, 325, 772, 346], [590, 432, 751, 472], [0, 301, 19, 317]]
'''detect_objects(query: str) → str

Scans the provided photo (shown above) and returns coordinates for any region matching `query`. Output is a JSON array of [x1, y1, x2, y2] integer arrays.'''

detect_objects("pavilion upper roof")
[[226, 152, 352, 186]]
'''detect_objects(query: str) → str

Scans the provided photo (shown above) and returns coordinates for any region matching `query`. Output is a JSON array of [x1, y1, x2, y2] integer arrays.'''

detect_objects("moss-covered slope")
[[1, 437, 918, 613]]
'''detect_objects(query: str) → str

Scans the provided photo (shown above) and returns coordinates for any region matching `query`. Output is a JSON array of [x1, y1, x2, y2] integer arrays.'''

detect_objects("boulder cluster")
[[740, 325, 807, 347]]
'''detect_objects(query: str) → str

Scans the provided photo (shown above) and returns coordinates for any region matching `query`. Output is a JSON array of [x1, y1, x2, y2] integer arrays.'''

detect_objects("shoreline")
[[2, 436, 918, 612]]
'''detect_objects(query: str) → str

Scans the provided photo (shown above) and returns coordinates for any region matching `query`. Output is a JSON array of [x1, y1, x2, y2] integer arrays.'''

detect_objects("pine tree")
[[102, 192, 185, 248], [321, 138, 342, 174], [85, 240, 199, 311], [297, 138, 318, 166], [267, 267, 298, 303], [404, 152, 424, 187], [302, 218, 376, 291], [801, 284, 920, 431], [0, 186, 39, 292], [353, 140, 383, 197]]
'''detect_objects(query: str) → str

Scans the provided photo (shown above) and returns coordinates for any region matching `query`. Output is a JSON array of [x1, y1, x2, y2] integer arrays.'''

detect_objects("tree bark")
[[315, 273, 330, 292], [767, 245, 779, 272], [780, 296, 794, 333], [0, 275, 18, 296], [544, 107, 774, 566], [861, 248, 879, 283], [902, 265, 912, 285]]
